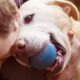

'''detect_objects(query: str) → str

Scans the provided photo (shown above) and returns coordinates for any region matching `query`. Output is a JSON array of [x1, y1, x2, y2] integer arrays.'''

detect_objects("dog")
[[1, 0, 80, 80], [0, 0, 19, 65]]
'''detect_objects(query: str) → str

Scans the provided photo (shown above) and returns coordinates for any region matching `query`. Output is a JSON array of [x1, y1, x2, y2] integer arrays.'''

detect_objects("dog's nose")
[[11, 39, 26, 53], [16, 39, 26, 50]]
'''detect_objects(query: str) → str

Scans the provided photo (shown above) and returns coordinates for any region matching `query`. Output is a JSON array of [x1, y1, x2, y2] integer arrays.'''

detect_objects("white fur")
[[18, 0, 73, 73]]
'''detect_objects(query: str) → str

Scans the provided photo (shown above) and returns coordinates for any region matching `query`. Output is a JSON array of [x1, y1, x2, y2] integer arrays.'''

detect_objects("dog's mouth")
[[11, 33, 66, 74], [47, 34, 66, 74]]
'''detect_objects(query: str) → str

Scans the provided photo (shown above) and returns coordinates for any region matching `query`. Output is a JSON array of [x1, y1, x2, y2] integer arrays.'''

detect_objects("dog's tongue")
[[30, 43, 57, 69]]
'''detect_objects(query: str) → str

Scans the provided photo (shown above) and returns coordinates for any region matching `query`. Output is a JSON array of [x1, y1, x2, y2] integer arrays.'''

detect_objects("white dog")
[[1, 0, 80, 80]]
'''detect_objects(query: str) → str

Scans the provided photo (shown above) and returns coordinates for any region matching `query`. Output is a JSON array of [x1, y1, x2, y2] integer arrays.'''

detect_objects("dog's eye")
[[24, 14, 34, 24]]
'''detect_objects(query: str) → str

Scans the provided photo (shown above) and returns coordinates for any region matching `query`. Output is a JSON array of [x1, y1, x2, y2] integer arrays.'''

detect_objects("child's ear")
[[48, 0, 79, 20]]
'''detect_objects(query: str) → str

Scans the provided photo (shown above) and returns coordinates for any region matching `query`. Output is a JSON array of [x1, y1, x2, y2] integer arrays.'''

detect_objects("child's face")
[[0, 0, 20, 60]]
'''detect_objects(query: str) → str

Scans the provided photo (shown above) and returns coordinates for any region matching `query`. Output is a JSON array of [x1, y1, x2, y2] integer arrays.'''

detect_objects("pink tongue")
[[56, 51, 64, 64]]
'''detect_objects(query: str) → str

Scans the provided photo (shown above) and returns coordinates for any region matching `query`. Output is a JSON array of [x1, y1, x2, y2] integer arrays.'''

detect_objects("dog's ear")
[[48, 0, 79, 20]]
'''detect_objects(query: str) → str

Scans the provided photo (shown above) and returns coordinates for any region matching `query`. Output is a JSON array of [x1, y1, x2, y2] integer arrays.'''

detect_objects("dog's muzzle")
[[10, 31, 66, 74]]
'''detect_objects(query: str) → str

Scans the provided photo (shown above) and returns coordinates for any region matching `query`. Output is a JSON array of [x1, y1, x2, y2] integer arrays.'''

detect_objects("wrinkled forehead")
[[19, 0, 71, 30], [19, 0, 64, 17]]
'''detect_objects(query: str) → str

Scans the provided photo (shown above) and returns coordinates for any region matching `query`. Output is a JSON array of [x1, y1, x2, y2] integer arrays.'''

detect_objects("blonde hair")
[[0, 0, 18, 36]]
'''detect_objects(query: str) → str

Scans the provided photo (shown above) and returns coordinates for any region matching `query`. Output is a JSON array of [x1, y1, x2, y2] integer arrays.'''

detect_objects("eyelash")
[[24, 14, 34, 24]]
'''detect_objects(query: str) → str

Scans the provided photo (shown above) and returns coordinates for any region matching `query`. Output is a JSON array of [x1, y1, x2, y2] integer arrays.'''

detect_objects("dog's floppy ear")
[[48, 0, 79, 20]]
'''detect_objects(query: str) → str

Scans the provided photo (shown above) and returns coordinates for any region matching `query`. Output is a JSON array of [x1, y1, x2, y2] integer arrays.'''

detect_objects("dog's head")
[[11, 0, 79, 74], [0, 0, 20, 60]]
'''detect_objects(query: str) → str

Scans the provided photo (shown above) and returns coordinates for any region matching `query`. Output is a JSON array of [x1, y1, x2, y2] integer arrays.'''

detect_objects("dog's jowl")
[[1, 0, 80, 80]]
